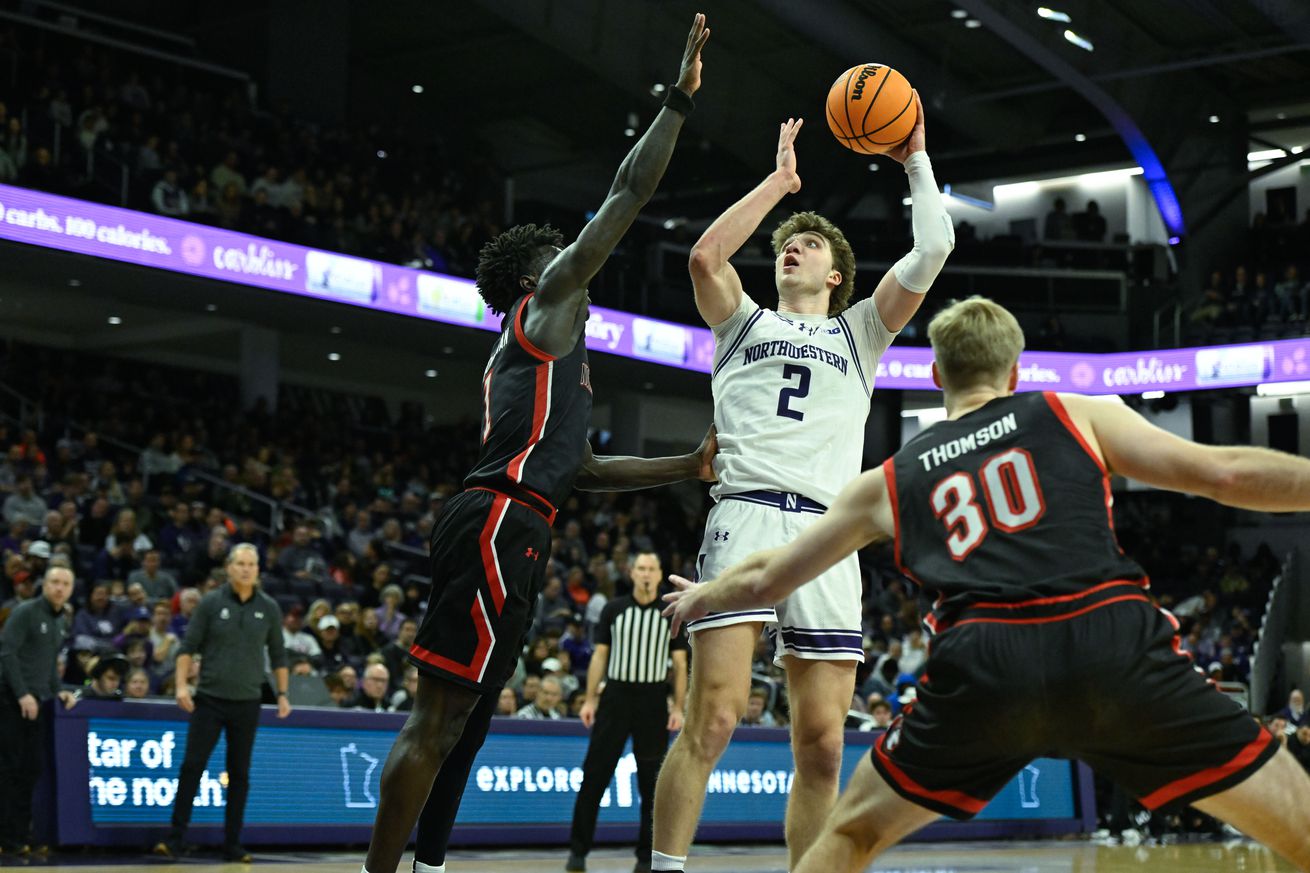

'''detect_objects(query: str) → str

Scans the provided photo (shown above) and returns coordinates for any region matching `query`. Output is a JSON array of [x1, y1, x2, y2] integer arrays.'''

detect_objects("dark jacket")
[[178, 584, 287, 700], [0, 596, 69, 701]]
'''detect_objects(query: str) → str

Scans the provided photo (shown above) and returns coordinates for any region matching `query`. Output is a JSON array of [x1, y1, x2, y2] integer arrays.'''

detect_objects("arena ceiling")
[[355, 0, 1310, 224], [6, 0, 1308, 408], [41, 0, 1310, 228]]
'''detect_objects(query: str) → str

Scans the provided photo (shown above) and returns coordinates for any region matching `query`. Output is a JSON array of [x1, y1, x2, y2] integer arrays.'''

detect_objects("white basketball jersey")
[[710, 293, 897, 506]]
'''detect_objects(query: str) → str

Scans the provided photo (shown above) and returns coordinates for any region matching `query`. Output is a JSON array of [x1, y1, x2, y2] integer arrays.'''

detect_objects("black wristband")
[[662, 85, 694, 116]]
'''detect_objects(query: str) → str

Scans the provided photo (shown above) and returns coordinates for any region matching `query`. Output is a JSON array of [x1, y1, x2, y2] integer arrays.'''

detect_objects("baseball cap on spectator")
[[90, 653, 129, 679], [70, 634, 104, 654], [319, 615, 341, 631], [1207, 661, 1223, 675], [541, 657, 562, 673], [129, 606, 151, 622], [25, 540, 51, 559]]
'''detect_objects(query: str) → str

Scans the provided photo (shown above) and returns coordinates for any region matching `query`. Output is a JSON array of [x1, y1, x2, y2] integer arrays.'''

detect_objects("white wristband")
[[892, 152, 955, 294]]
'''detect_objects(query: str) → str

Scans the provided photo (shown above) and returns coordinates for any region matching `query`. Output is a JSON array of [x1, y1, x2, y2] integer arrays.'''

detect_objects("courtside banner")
[[5, 184, 1295, 393], [43, 701, 1090, 847]]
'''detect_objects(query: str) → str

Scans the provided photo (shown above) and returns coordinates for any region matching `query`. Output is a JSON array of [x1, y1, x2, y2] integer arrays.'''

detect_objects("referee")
[[154, 543, 289, 863], [567, 551, 688, 873]]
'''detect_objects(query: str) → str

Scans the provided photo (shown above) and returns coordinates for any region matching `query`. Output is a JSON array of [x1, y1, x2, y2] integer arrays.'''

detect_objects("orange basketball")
[[825, 63, 915, 155]]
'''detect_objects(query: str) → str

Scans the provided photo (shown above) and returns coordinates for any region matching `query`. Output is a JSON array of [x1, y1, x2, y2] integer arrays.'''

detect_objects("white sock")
[[414, 862, 445, 873], [651, 851, 686, 871]]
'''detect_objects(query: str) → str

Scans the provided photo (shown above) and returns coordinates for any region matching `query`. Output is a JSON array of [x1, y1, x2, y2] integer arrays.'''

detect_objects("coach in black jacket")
[[0, 566, 77, 853], [154, 543, 289, 863]]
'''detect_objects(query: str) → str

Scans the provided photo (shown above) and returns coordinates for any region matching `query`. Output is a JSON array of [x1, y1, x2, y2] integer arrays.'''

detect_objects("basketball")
[[826, 63, 916, 154]]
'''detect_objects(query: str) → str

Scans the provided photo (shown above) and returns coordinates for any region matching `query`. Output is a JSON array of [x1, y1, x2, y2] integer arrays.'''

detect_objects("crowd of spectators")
[[0, 21, 1179, 344], [0, 24, 502, 276], [0, 337, 713, 716], [0, 17, 1304, 858], [1186, 211, 1310, 343], [0, 21, 1291, 714], [0, 337, 1287, 728]]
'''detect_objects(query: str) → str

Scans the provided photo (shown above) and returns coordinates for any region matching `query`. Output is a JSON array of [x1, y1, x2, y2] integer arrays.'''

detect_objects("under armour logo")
[[524, 548, 539, 560], [713, 530, 729, 542]]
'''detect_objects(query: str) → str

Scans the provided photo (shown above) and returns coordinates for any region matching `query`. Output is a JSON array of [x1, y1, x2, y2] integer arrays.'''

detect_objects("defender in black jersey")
[[362, 16, 715, 873], [665, 298, 1310, 872]]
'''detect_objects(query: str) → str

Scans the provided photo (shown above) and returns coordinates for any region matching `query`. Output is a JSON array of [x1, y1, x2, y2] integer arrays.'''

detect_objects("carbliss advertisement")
[[0, 183, 716, 369], [4, 183, 1300, 394], [47, 702, 1088, 846]]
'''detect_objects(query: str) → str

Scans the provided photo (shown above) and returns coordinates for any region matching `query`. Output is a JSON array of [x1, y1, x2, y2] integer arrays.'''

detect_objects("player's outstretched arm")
[[663, 468, 891, 634], [689, 117, 802, 326], [1071, 393, 1310, 512], [574, 425, 717, 492], [869, 92, 954, 332], [535, 13, 709, 328]]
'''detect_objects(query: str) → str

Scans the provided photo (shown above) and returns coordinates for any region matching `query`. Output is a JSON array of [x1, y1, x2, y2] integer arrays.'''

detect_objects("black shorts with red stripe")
[[872, 581, 1278, 820], [409, 488, 551, 694]]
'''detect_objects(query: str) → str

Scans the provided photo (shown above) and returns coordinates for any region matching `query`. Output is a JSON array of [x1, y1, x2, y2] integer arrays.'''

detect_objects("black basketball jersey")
[[464, 293, 592, 521], [886, 392, 1146, 629]]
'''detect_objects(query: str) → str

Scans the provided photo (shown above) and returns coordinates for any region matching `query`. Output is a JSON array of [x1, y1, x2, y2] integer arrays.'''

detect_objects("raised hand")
[[884, 90, 925, 165], [675, 13, 711, 97], [775, 118, 803, 194]]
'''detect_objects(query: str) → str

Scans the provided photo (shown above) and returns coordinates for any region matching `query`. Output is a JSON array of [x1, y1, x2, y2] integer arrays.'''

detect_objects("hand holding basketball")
[[675, 13, 711, 97], [884, 90, 925, 165], [775, 117, 803, 194], [826, 63, 917, 154]]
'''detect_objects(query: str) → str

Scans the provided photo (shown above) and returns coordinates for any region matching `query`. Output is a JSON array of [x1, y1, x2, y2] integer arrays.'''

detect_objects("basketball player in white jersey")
[[650, 101, 954, 873]]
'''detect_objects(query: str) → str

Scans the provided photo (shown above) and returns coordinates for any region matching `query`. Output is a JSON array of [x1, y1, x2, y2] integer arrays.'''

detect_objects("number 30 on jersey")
[[930, 449, 1046, 560]]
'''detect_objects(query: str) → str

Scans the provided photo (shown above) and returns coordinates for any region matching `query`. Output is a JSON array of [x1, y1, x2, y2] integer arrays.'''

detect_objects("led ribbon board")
[[3, 185, 1299, 393]]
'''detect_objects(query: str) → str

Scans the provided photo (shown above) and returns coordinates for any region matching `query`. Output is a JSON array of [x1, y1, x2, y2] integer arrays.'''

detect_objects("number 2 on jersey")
[[930, 448, 1046, 560], [776, 364, 811, 421]]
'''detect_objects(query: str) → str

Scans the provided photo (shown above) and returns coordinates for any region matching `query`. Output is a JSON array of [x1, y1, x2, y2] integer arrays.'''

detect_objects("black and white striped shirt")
[[596, 596, 688, 684]]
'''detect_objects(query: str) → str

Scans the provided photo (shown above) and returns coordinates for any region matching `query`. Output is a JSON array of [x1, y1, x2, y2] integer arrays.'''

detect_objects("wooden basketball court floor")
[[15, 839, 1298, 872]]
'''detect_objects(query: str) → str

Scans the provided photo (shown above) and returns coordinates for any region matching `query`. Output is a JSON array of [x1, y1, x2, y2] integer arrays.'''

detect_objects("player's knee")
[[792, 728, 844, 783], [381, 733, 444, 788], [684, 702, 741, 762], [401, 711, 463, 762], [833, 815, 885, 857]]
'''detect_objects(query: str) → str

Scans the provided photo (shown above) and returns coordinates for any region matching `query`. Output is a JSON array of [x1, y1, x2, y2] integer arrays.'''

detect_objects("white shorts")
[[686, 492, 864, 665]]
